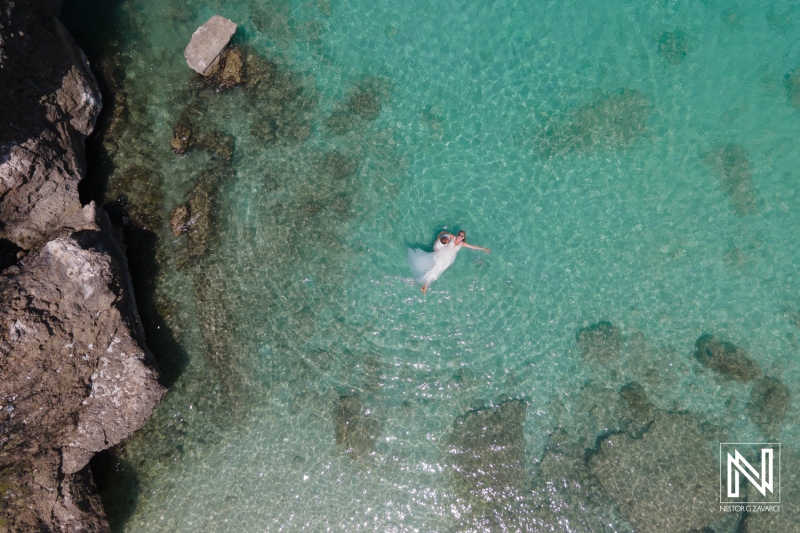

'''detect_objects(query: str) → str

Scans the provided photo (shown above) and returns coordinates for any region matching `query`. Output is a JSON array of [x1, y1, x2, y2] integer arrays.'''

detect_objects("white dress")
[[407, 234, 462, 289]]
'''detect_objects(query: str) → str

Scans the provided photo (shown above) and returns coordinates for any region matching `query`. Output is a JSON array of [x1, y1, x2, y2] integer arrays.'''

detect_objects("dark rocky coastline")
[[0, 1, 164, 530]]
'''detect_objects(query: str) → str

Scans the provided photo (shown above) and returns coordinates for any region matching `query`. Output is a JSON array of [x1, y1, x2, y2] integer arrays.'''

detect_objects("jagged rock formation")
[[0, 1, 165, 530]]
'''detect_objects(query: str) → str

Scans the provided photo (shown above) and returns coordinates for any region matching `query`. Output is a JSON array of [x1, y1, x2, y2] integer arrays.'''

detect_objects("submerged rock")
[[619, 381, 656, 438], [741, 447, 800, 532], [325, 109, 356, 135], [170, 204, 190, 236], [694, 333, 761, 382], [576, 321, 621, 360], [347, 84, 382, 120], [535, 88, 650, 157], [322, 151, 359, 180], [325, 78, 390, 135], [703, 144, 757, 215], [243, 50, 278, 95], [526, 429, 631, 532], [448, 400, 527, 530], [184, 15, 237, 75], [785, 67, 800, 108], [746, 376, 790, 436], [170, 115, 193, 154], [590, 412, 728, 532], [335, 395, 380, 458], [217, 47, 244, 89], [186, 182, 211, 257], [657, 30, 689, 64]]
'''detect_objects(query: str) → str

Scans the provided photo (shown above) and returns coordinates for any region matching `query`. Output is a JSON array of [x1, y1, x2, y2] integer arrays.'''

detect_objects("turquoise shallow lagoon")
[[63, 0, 800, 531]]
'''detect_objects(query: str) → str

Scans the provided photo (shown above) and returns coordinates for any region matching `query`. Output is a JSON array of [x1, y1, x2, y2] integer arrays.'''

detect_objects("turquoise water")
[[63, 0, 800, 531]]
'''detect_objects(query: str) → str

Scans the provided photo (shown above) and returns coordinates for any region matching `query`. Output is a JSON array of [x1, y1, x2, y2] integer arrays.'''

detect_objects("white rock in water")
[[184, 15, 237, 75]]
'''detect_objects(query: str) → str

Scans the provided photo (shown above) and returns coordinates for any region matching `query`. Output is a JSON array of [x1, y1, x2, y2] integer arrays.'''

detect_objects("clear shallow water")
[[63, 0, 800, 531]]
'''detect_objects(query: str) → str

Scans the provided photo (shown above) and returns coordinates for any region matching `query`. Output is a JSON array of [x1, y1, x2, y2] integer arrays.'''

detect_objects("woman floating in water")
[[407, 230, 490, 294]]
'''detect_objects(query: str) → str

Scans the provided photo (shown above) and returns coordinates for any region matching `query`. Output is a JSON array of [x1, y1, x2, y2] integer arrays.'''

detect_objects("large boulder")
[[184, 15, 237, 75], [0, 12, 101, 253], [0, 2, 165, 530], [0, 204, 165, 530]]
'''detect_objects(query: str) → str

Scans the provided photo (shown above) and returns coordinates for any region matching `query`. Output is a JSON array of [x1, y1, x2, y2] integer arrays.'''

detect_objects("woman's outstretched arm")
[[461, 242, 490, 253]]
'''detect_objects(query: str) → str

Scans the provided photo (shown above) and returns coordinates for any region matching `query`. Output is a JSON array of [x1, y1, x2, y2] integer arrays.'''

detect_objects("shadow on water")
[[89, 449, 141, 533]]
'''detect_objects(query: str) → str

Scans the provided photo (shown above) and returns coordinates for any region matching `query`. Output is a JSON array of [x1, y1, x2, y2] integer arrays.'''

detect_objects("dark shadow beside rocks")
[[0, 239, 24, 272], [103, 196, 189, 386], [89, 448, 141, 533]]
